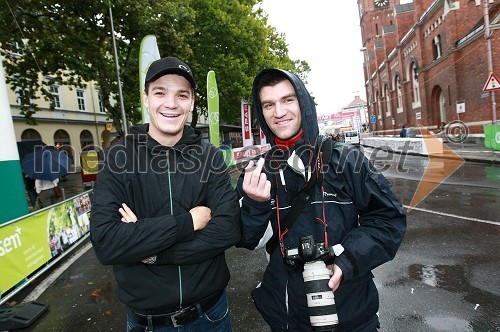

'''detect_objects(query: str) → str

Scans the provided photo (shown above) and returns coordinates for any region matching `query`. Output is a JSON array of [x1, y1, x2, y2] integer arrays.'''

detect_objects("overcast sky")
[[258, 0, 366, 115]]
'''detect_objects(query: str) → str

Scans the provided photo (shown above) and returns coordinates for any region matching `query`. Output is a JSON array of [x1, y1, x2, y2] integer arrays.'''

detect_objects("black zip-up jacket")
[[237, 69, 406, 331], [90, 124, 240, 312]]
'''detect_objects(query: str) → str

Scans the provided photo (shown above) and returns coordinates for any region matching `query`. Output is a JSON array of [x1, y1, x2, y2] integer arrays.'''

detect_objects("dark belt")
[[128, 291, 222, 328]]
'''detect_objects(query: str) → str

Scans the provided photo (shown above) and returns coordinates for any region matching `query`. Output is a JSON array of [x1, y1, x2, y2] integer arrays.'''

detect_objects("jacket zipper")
[[166, 153, 183, 309]]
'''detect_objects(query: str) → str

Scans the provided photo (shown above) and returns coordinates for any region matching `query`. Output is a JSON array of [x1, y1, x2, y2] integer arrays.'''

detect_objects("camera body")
[[284, 235, 334, 268], [284, 235, 339, 331]]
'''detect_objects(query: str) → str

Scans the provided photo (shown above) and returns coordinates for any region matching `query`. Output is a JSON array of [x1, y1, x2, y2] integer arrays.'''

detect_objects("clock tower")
[[374, 0, 390, 9], [358, 0, 396, 80]]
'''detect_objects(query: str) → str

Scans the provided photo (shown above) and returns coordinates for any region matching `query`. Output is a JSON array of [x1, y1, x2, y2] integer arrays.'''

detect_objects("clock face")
[[374, 0, 389, 8]]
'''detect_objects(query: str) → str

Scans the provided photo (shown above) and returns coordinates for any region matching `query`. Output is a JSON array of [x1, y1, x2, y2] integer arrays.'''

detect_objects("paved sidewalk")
[[363, 140, 500, 164], [443, 141, 500, 164]]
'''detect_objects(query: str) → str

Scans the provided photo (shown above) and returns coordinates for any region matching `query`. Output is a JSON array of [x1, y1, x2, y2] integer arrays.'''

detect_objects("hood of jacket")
[[126, 124, 203, 152], [252, 69, 319, 148]]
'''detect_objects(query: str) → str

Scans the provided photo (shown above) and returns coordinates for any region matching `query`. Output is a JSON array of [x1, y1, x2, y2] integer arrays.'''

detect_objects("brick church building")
[[358, 0, 499, 135]]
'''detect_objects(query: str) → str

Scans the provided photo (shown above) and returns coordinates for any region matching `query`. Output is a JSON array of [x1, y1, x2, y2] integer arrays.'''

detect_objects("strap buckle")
[[170, 310, 183, 327], [169, 306, 194, 327]]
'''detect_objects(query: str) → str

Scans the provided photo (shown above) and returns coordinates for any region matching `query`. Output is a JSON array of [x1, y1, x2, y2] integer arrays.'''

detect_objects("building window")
[[411, 62, 421, 108], [21, 129, 42, 141], [49, 85, 61, 108], [54, 129, 73, 162], [395, 75, 403, 112], [98, 91, 106, 113], [77, 89, 86, 111], [385, 84, 392, 117], [16, 87, 32, 106], [433, 35, 442, 60], [376, 90, 382, 119], [54, 129, 70, 148], [80, 130, 94, 149]]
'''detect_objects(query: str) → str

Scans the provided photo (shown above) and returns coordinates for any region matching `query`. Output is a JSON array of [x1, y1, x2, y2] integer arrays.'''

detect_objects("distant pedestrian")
[[35, 178, 62, 208], [400, 125, 407, 138], [23, 173, 38, 208]]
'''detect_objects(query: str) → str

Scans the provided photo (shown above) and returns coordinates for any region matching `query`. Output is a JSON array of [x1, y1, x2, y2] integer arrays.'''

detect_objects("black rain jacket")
[[237, 69, 406, 331], [91, 124, 240, 312]]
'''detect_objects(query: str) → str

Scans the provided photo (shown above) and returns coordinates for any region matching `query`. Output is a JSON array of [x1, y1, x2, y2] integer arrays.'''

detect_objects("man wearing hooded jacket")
[[90, 56, 240, 331], [237, 68, 406, 331]]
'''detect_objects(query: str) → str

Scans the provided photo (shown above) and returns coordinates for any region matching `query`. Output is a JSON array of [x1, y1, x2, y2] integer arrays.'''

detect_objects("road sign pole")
[[484, 0, 497, 124]]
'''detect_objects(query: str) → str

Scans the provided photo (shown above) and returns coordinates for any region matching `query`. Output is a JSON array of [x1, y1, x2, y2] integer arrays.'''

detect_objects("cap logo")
[[179, 64, 191, 73]]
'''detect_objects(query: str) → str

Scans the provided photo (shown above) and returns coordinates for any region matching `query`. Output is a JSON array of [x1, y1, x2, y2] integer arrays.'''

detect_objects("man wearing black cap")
[[90, 56, 240, 331]]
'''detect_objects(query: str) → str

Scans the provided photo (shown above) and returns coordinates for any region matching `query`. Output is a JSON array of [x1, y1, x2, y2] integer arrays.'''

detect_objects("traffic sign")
[[370, 115, 376, 123], [483, 72, 500, 92]]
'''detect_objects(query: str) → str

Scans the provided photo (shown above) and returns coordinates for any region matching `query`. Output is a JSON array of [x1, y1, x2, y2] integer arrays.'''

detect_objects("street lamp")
[[356, 103, 366, 133]]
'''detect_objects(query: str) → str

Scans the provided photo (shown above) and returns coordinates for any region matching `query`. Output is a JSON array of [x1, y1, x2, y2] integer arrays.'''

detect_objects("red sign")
[[231, 144, 270, 162], [483, 72, 500, 92], [242, 103, 251, 140]]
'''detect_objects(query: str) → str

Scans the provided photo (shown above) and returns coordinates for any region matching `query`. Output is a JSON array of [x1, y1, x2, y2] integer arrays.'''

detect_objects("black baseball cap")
[[145, 56, 196, 89]]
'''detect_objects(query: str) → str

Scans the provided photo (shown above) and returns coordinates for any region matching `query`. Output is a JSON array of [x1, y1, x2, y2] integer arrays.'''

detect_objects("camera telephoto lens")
[[302, 261, 339, 331]]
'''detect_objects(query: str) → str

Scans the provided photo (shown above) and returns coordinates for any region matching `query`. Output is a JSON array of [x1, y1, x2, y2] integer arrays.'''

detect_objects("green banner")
[[0, 160, 29, 224], [139, 35, 161, 124], [207, 70, 220, 146], [484, 124, 500, 150], [0, 193, 91, 296]]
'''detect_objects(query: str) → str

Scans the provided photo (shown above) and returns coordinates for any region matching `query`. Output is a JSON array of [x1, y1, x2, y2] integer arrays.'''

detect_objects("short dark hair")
[[255, 70, 289, 92]]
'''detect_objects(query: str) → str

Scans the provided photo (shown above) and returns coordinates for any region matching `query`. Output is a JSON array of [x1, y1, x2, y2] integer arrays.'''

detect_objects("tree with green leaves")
[[1, 0, 309, 135]]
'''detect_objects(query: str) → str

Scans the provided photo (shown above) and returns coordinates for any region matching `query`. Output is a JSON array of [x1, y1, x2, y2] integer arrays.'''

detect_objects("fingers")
[[243, 158, 264, 184], [119, 203, 137, 223], [242, 158, 271, 202], [328, 264, 343, 291]]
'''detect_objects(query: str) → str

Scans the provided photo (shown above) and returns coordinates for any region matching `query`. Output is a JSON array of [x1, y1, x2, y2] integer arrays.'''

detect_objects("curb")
[[361, 145, 500, 165]]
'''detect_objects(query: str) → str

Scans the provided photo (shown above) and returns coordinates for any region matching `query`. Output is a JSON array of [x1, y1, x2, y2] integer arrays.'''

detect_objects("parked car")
[[343, 130, 360, 146]]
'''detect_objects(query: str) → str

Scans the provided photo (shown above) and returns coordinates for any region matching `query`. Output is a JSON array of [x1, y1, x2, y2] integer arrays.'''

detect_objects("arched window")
[[54, 129, 70, 148], [395, 74, 403, 112], [80, 130, 94, 149], [411, 62, 421, 107], [54, 129, 73, 162], [433, 35, 442, 60], [376, 89, 382, 119], [21, 129, 41, 141], [385, 83, 391, 117]]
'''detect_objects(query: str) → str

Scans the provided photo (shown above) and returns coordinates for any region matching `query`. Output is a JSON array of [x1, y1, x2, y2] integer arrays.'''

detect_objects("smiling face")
[[144, 74, 194, 146], [259, 79, 302, 140]]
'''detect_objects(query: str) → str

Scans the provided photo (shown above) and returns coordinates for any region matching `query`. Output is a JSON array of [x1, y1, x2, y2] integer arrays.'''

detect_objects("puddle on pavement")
[[425, 315, 473, 331], [408, 264, 467, 291]]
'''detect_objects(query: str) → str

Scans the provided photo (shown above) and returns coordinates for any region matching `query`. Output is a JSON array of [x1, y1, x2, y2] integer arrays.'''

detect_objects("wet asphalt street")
[[5, 144, 500, 332]]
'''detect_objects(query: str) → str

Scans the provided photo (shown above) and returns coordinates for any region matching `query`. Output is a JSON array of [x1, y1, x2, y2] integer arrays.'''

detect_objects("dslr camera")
[[284, 235, 339, 332]]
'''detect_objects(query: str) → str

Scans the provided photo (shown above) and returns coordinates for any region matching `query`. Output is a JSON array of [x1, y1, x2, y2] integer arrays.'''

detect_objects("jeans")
[[126, 290, 232, 332]]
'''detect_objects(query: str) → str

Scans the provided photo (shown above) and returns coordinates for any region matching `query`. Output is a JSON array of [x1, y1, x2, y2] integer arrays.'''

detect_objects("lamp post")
[[109, 6, 128, 135], [356, 103, 366, 133]]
